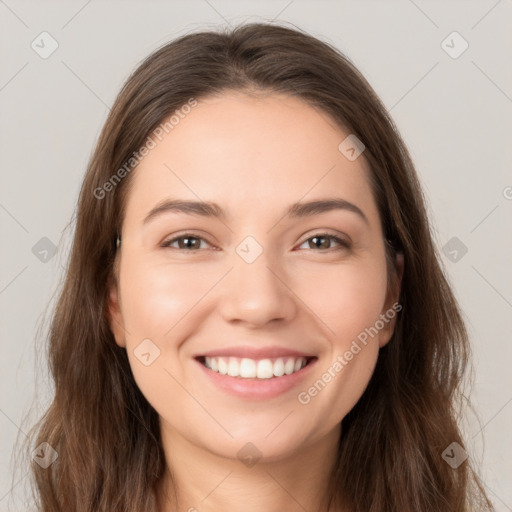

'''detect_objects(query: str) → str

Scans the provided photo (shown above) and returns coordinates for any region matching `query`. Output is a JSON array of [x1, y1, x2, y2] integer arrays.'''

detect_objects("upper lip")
[[195, 346, 316, 360]]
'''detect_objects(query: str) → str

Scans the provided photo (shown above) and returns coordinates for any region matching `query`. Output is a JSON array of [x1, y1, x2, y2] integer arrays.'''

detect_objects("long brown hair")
[[19, 21, 493, 511]]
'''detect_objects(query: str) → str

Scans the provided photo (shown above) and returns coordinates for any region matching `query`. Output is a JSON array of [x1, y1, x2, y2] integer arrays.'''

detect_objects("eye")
[[297, 232, 351, 252], [160, 232, 351, 252], [161, 234, 213, 251]]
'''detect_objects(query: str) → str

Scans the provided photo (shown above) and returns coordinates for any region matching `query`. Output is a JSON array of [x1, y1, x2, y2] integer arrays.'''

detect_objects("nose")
[[219, 247, 297, 329]]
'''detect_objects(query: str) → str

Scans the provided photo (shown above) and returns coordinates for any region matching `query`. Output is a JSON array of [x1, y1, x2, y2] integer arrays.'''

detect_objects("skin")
[[108, 90, 403, 512]]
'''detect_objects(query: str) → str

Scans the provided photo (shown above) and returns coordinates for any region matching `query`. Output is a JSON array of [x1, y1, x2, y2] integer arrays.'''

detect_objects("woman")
[[24, 22, 493, 511]]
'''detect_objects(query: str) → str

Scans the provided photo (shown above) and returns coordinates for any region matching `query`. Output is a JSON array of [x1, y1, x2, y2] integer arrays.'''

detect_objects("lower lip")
[[195, 358, 317, 400]]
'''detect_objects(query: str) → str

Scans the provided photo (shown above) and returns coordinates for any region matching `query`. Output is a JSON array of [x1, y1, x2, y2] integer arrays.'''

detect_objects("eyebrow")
[[142, 197, 369, 226]]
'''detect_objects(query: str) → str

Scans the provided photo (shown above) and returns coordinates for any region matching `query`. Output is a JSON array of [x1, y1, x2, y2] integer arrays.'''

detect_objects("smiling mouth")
[[196, 355, 317, 379]]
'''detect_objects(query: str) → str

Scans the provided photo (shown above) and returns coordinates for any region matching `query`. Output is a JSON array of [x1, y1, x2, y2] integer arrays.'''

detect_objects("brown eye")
[[160, 232, 351, 253], [298, 233, 351, 251], [161, 234, 210, 251]]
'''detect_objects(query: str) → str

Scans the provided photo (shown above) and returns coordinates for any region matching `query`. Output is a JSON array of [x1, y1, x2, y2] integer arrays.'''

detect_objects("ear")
[[106, 275, 127, 349], [378, 251, 404, 348]]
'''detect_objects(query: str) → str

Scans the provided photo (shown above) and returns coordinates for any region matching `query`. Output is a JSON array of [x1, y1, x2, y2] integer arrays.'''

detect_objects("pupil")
[[311, 236, 329, 249], [181, 237, 199, 249]]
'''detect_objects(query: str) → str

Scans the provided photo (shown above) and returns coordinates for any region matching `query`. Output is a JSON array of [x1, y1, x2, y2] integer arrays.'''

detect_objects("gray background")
[[1, 0, 511, 510]]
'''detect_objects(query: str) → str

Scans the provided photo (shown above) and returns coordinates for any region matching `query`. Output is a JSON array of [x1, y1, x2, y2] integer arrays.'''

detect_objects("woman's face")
[[108, 91, 401, 462]]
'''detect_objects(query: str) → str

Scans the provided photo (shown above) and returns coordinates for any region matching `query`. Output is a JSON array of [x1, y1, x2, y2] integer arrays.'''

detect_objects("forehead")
[[123, 91, 380, 229]]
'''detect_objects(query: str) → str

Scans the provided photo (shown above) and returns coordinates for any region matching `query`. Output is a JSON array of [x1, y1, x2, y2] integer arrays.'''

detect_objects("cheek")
[[118, 255, 208, 417], [116, 250, 389, 449], [291, 261, 387, 426], [119, 251, 389, 354], [293, 259, 388, 345], [119, 254, 212, 341]]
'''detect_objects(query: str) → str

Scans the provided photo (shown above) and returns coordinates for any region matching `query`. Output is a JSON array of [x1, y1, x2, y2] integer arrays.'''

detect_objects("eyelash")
[[160, 232, 351, 253]]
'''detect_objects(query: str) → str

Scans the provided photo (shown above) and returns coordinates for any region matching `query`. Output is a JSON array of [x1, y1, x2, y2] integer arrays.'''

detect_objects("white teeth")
[[284, 358, 295, 375], [257, 359, 273, 379], [201, 355, 310, 379], [218, 357, 228, 375], [240, 358, 256, 378], [227, 357, 239, 377], [273, 358, 285, 377]]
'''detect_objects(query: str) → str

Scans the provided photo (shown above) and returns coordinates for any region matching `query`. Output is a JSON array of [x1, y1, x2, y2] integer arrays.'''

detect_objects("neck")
[[155, 422, 342, 512]]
